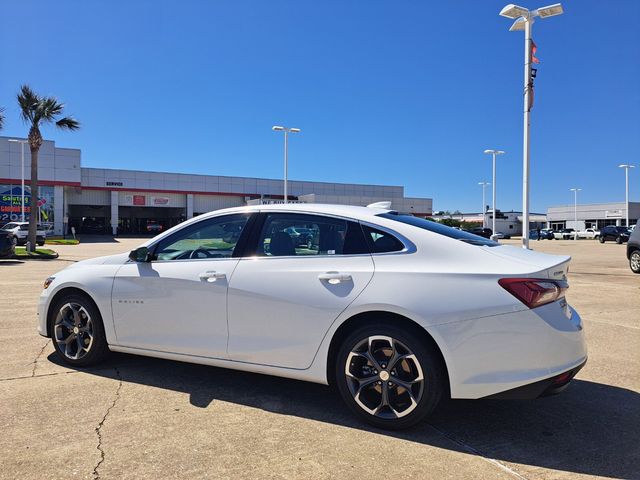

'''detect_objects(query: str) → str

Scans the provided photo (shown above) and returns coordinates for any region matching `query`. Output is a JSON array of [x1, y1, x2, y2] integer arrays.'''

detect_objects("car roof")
[[198, 203, 395, 222]]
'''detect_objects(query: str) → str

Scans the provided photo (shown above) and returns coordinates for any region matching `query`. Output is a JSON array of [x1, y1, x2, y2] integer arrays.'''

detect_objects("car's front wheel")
[[630, 250, 640, 274], [50, 293, 109, 367], [335, 323, 445, 430], [616, 236, 623, 244]]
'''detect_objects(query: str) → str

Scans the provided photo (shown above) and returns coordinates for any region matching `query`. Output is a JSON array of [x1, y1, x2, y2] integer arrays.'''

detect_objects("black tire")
[[49, 292, 110, 367], [334, 323, 445, 430], [599, 236, 605, 243], [630, 250, 640, 274], [37, 241, 45, 247], [615, 236, 623, 245]]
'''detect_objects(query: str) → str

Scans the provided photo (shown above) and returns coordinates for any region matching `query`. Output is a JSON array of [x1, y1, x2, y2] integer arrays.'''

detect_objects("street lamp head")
[[478, 181, 491, 186], [535, 3, 563, 18], [499, 4, 529, 19], [509, 17, 526, 31], [618, 164, 636, 169], [484, 149, 506, 155], [272, 126, 285, 131], [569, 188, 582, 192], [289, 128, 301, 133]]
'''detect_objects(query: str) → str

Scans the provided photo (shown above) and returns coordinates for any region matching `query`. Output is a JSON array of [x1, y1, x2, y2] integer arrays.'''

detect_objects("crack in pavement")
[[29, 340, 50, 377], [428, 423, 529, 479], [93, 367, 123, 480]]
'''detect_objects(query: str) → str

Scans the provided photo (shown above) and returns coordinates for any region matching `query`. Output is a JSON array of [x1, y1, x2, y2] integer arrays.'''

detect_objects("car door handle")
[[318, 272, 352, 284], [199, 271, 226, 282]]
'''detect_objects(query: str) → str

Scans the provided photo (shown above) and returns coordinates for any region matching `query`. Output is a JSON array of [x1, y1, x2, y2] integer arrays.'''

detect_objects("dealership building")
[[546, 202, 639, 230], [0, 137, 433, 235]]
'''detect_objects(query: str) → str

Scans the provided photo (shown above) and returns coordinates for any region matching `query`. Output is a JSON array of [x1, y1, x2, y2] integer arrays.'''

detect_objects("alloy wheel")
[[631, 251, 640, 272], [345, 335, 424, 419], [54, 302, 94, 360]]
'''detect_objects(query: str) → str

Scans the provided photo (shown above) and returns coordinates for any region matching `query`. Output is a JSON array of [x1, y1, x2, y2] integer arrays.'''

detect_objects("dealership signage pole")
[[8, 139, 28, 222], [484, 150, 505, 237], [499, 3, 564, 249], [570, 188, 581, 239], [478, 181, 490, 228], [272, 126, 301, 204], [618, 164, 635, 227]]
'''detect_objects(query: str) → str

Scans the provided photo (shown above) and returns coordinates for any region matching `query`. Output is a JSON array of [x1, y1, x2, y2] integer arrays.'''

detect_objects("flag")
[[531, 40, 540, 64]]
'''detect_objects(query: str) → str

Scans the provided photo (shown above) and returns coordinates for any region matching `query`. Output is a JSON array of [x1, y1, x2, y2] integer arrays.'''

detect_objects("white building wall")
[[193, 195, 244, 213], [66, 188, 111, 205]]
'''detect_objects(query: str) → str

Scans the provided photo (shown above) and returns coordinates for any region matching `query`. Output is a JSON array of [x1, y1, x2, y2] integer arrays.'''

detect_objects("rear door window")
[[255, 213, 369, 257]]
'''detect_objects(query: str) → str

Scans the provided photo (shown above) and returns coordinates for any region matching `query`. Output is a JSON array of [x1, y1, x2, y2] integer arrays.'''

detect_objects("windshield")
[[2, 223, 19, 230], [378, 213, 499, 246]]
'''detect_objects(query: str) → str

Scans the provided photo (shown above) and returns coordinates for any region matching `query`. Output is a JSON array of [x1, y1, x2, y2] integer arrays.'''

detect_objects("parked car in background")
[[627, 221, 640, 274], [576, 228, 600, 240], [0, 230, 16, 258], [145, 221, 164, 234], [492, 232, 511, 240], [1, 222, 46, 246], [554, 228, 576, 240], [530, 229, 553, 240], [467, 227, 493, 239], [284, 226, 316, 248], [598, 226, 630, 244]]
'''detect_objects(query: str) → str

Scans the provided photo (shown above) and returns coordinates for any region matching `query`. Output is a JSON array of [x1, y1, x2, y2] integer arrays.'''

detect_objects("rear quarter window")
[[378, 213, 498, 247]]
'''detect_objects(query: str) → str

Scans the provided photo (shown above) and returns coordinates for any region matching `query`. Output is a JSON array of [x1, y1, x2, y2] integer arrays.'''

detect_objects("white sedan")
[[38, 204, 587, 429]]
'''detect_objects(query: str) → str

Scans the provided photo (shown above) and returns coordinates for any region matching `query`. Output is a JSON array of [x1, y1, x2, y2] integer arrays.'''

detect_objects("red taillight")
[[499, 278, 568, 309]]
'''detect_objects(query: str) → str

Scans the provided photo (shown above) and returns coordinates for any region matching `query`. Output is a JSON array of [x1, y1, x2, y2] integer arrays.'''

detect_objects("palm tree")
[[0, 107, 5, 130], [17, 85, 79, 250]]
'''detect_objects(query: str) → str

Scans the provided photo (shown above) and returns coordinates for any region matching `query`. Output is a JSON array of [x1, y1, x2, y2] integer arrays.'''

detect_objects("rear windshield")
[[378, 213, 499, 246]]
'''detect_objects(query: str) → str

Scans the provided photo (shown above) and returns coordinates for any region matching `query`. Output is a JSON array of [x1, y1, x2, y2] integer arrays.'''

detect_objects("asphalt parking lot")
[[1, 237, 638, 480]]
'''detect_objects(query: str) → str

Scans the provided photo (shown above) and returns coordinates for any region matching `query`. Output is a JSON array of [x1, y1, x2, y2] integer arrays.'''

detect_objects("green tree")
[[17, 86, 80, 250]]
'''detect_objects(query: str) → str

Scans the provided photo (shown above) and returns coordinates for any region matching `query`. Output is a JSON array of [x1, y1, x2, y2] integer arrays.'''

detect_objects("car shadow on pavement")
[[49, 352, 639, 479]]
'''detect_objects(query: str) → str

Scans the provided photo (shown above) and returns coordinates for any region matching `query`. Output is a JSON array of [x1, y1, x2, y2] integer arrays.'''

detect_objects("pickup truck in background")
[[576, 228, 600, 239]]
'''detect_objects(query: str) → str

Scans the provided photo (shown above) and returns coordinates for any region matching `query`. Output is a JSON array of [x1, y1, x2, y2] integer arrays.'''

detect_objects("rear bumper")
[[483, 359, 586, 399], [430, 299, 587, 399]]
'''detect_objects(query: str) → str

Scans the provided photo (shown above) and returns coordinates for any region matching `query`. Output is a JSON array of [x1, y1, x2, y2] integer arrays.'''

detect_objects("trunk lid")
[[484, 245, 570, 280]]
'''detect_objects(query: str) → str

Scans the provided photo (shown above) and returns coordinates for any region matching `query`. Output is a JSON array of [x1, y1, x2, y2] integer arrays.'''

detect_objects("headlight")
[[43, 277, 55, 289]]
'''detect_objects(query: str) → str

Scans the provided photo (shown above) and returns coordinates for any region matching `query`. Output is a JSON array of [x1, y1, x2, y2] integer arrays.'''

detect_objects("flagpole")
[[522, 17, 533, 249]]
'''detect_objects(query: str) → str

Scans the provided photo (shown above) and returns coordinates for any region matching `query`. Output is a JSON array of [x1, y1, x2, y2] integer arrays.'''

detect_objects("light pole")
[[272, 126, 301, 204], [8, 139, 28, 222], [499, 3, 564, 249], [478, 181, 491, 228], [483, 150, 505, 237], [618, 164, 635, 227], [570, 188, 581, 240]]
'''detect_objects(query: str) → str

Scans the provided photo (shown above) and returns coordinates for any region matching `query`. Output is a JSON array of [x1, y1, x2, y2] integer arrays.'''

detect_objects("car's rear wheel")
[[335, 324, 444, 430], [630, 250, 640, 274], [599, 236, 605, 243], [50, 293, 109, 367]]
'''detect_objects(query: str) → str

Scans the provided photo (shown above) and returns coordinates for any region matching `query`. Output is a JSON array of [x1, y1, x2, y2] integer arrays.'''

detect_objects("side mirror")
[[129, 246, 151, 262]]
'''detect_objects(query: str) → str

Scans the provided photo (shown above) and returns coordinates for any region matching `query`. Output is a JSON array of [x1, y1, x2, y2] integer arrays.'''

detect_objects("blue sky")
[[1, 0, 638, 212]]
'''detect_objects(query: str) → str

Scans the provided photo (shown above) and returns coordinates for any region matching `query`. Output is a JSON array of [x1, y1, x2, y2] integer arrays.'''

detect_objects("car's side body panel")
[[227, 254, 375, 368]]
